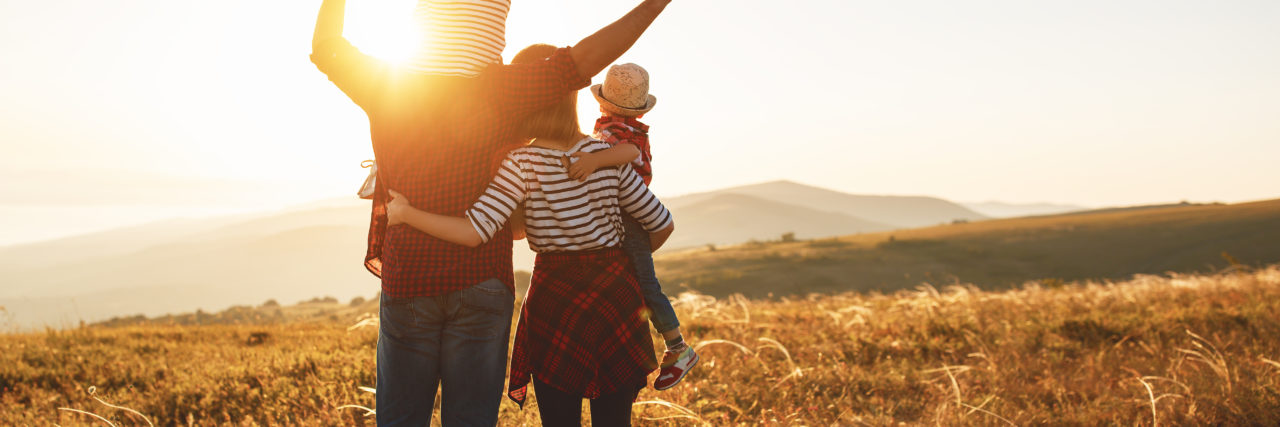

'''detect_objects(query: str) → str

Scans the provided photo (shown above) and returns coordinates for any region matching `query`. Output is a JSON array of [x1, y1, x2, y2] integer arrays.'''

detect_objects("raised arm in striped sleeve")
[[465, 158, 528, 243], [617, 165, 672, 232]]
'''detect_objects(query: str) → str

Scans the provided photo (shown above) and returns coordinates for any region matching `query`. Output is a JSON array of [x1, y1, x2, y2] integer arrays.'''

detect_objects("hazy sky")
[[3, 0, 1279, 245]]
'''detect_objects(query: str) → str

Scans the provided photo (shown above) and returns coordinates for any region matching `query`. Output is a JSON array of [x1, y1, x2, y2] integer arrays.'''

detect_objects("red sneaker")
[[654, 346, 699, 390]]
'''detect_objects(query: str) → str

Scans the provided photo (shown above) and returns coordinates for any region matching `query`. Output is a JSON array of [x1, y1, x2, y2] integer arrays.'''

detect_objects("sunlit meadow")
[[3, 265, 1278, 425]]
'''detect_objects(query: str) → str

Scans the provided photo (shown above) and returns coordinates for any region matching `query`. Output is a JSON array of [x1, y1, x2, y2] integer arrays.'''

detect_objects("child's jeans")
[[622, 214, 680, 334]]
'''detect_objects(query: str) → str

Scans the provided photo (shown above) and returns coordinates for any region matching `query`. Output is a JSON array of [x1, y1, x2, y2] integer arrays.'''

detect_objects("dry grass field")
[[4, 265, 1279, 425]]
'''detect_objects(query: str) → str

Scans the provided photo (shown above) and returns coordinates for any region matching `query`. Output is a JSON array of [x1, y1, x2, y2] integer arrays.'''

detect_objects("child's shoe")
[[654, 346, 698, 390]]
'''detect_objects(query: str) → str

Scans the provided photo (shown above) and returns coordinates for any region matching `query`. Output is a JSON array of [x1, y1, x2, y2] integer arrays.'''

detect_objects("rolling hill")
[[666, 180, 988, 228], [0, 224, 381, 329], [655, 198, 1280, 298], [0, 214, 255, 273], [661, 193, 893, 248], [7, 180, 1263, 331], [0, 200, 370, 274], [961, 200, 1089, 218], [2, 181, 931, 329]]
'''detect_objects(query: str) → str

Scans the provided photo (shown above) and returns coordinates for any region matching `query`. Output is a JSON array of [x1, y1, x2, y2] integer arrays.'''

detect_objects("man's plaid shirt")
[[312, 38, 589, 297]]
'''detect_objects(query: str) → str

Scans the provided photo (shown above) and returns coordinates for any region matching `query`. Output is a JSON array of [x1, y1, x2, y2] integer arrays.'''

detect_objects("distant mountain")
[[0, 214, 252, 273], [0, 223, 381, 329], [667, 180, 987, 228], [962, 201, 1090, 218], [0, 181, 990, 330], [663, 193, 893, 249], [0, 198, 370, 273]]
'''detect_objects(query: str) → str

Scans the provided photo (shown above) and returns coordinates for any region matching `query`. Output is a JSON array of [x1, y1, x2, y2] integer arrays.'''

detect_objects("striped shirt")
[[466, 138, 674, 252], [408, 0, 510, 77]]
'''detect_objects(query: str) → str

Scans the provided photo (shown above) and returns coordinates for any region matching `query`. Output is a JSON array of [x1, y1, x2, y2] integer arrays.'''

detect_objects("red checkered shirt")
[[593, 116, 653, 185], [312, 38, 590, 297]]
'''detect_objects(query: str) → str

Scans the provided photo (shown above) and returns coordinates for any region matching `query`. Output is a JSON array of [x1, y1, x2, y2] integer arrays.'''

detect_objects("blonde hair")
[[512, 44, 582, 142]]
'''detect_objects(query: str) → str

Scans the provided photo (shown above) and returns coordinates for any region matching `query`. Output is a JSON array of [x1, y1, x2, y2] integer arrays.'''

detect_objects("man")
[[309, 0, 674, 425]]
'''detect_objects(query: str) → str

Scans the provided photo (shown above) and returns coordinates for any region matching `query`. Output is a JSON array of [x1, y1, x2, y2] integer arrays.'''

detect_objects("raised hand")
[[312, 0, 348, 53], [570, 0, 673, 79]]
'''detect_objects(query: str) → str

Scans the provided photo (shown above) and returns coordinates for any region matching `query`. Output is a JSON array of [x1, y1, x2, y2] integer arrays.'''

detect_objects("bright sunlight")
[[343, 0, 420, 64]]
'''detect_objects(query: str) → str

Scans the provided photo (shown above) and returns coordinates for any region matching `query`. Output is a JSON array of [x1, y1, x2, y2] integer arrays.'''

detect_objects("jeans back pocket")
[[457, 279, 514, 339], [461, 279, 514, 316]]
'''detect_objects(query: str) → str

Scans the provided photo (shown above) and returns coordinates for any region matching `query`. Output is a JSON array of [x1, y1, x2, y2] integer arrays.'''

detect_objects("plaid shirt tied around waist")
[[507, 247, 657, 406]]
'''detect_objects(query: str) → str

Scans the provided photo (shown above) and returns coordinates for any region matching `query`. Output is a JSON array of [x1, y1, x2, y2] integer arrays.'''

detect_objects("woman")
[[385, 43, 675, 426]]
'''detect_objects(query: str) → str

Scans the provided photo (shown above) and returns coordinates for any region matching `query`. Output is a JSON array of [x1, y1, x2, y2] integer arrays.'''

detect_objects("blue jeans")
[[376, 278, 514, 426], [622, 215, 680, 334]]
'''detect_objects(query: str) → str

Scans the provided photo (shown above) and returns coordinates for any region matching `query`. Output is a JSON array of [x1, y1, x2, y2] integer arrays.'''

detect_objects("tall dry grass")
[[2, 266, 1278, 425]]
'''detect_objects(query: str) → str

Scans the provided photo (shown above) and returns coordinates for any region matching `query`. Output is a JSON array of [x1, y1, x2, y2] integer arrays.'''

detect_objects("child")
[[359, 0, 512, 198], [405, 0, 510, 77], [567, 63, 698, 390]]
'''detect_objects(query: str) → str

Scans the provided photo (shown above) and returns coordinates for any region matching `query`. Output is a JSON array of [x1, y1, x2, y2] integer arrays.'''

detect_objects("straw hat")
[[591, 63, 657, 116]]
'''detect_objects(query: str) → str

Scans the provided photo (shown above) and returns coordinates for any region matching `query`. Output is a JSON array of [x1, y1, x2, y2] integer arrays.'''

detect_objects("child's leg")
[[623, 216, 700, 391], [620, 215, 682, 338]]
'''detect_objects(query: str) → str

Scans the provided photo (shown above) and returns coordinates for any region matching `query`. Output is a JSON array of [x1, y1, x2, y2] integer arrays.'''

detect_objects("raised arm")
[[310, 0, 392, 112], [483, 0, 672, 121], [312, 0, 346, 53], [571, 0, 672, 79]]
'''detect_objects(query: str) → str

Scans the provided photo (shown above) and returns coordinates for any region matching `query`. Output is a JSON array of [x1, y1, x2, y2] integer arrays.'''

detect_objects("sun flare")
[[343, 0, 420, 65]]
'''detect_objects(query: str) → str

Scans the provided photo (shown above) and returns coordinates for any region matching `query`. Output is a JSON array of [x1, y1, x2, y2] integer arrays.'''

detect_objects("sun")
[[343, 0, 421, 65]]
